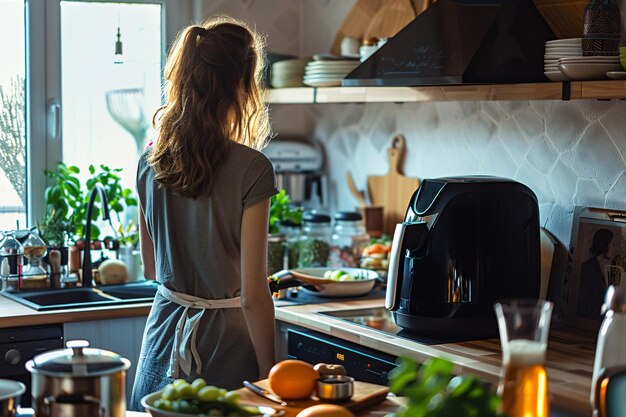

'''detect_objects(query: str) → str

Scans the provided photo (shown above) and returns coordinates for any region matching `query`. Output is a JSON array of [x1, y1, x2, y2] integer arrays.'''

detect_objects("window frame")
[[24, 0, 179, 227]]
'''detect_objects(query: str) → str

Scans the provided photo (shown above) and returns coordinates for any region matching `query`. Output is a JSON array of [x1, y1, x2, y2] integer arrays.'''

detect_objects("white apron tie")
[[157, 284, 241, 378]]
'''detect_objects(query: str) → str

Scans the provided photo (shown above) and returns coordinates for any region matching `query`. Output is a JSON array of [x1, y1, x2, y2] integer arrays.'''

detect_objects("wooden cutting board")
[[237, 379, 389, 417], [367, 135, 420, 236]]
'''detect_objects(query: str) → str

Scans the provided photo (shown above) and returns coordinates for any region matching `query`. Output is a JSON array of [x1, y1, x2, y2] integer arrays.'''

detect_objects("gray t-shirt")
[[130, 142, 278, 409]]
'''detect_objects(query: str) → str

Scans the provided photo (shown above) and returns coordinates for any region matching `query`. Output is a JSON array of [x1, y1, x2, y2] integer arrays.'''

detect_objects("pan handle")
[[269, 270, 304, 292]]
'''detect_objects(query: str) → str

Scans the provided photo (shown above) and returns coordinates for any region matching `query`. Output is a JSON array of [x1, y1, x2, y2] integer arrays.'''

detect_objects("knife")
[[243, 381, 287, 407]]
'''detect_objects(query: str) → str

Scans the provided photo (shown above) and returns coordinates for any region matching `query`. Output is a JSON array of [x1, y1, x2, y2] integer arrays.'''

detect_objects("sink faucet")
[[82, 184, 110, 287]]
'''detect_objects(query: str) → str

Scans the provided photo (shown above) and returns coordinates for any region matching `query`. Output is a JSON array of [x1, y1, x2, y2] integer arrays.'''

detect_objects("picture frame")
[[566, 206, 626, 330]]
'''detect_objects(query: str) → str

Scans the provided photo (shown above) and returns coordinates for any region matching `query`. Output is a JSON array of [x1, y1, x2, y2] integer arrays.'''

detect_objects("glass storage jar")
[[329, 211, 369, 268], [280, 219, 302, 269], [0, 231, 24, 291], [298, 211, 331, 268]]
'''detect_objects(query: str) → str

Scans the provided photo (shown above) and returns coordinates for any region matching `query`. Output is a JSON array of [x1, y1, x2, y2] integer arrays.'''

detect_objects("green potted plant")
[[40, 163, 138, 278], [39, 162, 83, 247]]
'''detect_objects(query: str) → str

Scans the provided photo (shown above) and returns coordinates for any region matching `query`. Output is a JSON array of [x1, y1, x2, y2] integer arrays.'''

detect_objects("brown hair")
[[148, 16, 271, 198]]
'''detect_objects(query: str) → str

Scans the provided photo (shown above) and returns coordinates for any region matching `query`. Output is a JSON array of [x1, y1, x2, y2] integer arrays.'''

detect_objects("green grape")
[[207, 409, 222, 417], [153, 399, 174, 411], [191, 378, 207, 395], [198, 386, 222, 402], [222, 391, 240, 405], [173, 378, 187, 388], [175, 382, 194, 399], [162, 385, 178, 401]]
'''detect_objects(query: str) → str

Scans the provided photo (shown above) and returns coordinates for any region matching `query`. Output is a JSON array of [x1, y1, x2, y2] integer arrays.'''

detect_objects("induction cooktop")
[[320, 307, 487, 345]]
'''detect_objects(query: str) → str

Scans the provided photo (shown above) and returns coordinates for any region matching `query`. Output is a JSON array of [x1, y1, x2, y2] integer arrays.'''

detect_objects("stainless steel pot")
[[0, 379, 25, 417], [25, 340, 130, 417]]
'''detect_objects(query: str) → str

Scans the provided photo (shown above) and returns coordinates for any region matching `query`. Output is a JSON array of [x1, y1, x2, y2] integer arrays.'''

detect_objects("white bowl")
[[141, 391, 280, 417], [557, 62, 622, 80], [293, 267, 379, 297]]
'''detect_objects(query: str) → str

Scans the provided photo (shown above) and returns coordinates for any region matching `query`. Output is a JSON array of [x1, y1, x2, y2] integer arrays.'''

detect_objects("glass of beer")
[[494, 299, 554, 417]]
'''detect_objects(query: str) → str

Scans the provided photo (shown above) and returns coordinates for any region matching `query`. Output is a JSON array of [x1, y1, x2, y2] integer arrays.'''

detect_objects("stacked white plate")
[[303, 58, 359, 87], [544, 38, 582, 81], [556, 56, 622, 81], [271, 58, 310, 88]]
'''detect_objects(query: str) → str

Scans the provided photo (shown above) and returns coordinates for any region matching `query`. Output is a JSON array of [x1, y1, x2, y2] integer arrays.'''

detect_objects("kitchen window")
[[0, 0, 27, 230], [0, 0, 175, 230]]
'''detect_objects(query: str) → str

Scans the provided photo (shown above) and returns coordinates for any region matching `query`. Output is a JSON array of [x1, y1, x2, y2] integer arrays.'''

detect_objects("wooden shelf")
[[266, 80, 626, 104]]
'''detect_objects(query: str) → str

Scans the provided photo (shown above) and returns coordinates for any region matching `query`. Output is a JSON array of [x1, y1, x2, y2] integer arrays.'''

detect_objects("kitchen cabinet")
[[266, 80, 626, 104], [64, 316, 148, 400]]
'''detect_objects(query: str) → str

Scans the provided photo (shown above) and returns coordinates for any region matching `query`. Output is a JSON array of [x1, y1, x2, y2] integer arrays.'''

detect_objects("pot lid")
[[26, 340, 130, 377]]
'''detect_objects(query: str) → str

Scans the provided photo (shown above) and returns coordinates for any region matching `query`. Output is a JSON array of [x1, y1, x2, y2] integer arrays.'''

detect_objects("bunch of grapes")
[[153, 378, 261, 416]]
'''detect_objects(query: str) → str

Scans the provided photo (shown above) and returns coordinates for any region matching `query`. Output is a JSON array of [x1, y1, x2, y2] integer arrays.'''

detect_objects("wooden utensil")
[[364, 0, 417, 41], [346, 172, 367, 207], [367, 135, 420, 235], [237, 379, 389, 417]]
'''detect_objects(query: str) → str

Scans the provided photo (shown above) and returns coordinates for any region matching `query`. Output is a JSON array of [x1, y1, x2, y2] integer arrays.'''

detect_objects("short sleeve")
[[242, 153, 279, 208]]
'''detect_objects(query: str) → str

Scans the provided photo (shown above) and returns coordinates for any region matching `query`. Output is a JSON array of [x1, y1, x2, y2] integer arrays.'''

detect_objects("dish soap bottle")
[[591, 285, 626, 416]]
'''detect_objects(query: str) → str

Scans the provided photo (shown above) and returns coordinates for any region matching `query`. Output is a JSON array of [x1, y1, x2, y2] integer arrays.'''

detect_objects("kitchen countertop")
[[275, 298, 596, 416], [1, 293, 596, 415], [0, 292, 152, 328]]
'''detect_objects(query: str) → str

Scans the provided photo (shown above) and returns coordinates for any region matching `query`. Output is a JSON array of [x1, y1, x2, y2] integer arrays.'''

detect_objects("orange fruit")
[[296, 404, 355, 417], [268, 360, 319, 399]]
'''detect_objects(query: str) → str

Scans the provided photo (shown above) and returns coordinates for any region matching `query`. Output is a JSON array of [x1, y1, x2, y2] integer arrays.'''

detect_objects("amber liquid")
[[500, 341, 549, 417]]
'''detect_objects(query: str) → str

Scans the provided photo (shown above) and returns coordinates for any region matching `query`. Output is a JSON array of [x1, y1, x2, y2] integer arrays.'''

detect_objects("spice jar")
[[360, 37, 379, 62], [329, 211, 369, 268], [298, 211, 331, 268]]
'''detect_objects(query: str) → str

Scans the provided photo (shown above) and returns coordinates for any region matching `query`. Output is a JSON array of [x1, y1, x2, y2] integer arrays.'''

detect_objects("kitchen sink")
[[1, 280, 159, 311]]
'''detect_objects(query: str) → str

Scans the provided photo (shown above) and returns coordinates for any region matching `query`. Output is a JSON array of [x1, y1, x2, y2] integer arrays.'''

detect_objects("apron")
[[157, 285, 242, 378]]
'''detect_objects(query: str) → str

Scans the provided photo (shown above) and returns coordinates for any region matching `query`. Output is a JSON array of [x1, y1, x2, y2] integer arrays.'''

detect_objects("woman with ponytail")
[[130, 17, 277, 409]]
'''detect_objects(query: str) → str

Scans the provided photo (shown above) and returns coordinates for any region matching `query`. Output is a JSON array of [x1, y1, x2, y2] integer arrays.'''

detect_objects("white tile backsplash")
[[272, 100, 626, 249]]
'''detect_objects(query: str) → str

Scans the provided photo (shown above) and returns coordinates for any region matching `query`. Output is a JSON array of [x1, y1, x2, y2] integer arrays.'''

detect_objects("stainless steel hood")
[[342, 0, 556, 87]]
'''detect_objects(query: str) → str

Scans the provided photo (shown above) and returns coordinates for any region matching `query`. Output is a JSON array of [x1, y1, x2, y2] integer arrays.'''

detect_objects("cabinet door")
[[64, 316, 148, 400]]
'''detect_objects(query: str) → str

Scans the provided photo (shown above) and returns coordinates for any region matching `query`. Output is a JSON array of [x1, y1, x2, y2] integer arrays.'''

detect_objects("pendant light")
[[114, 7, 124, 65], [114, 27, 124, 64]]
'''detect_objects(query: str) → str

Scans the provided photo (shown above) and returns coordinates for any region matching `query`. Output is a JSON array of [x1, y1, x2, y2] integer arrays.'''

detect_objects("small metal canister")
[[25, 340, 130, 417], [316, 375, 354, 402]]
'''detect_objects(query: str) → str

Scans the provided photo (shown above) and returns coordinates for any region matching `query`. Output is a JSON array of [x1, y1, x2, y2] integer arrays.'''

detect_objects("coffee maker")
[[385, 176, 540, 337], [263, 138, 327, 210]]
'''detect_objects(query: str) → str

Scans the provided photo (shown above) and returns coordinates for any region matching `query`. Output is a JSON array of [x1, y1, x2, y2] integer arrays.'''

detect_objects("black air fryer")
[[385, 176, 540, 337]]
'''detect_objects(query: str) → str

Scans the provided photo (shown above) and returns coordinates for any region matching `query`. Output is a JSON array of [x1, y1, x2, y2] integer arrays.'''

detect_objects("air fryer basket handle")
[[385, 222, 429, 311], [385, 224, 406, 311]]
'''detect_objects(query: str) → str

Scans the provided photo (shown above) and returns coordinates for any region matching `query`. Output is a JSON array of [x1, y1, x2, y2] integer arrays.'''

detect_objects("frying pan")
[[271, 267, 379, 297]]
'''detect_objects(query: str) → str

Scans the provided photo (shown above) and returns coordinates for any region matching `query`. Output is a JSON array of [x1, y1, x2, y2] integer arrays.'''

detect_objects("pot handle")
[[66, 340, 89, 356]]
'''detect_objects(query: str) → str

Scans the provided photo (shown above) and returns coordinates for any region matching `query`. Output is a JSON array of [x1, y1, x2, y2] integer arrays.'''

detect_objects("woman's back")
[[137, 142, 276, 299]]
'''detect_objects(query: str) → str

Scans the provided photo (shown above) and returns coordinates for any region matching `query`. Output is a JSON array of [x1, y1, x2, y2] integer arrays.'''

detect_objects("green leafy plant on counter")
[[387, 357, 506, 417], [82, 164, 138, 242], [39, 162, 138, 245], [269, 189, 303, 234], [39, 163, 84, 246]]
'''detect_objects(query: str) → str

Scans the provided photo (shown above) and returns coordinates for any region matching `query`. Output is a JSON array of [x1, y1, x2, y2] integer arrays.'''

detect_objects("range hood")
[[343, 0, 556, 87]]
